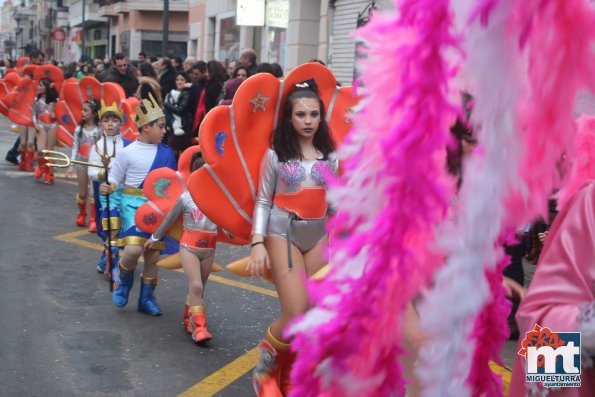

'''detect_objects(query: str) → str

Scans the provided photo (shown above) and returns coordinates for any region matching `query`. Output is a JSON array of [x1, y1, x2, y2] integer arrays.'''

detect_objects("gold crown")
[[98, 100, 123, 121], [135, 93, 165, 127]]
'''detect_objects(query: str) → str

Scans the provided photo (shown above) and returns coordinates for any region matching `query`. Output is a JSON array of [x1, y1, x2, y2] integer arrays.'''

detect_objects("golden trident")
[[43, 130, 118, 290]]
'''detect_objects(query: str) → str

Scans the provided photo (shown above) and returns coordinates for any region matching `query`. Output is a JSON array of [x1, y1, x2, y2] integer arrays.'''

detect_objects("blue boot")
[[97, 246, 119, 273], [97, 251, 107, 273], [113, 263, 135, 308], [138, 277, 162, 316]]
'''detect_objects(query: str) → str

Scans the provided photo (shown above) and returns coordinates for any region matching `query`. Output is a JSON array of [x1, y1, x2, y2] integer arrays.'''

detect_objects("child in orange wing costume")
[[142, 150, 219, 343]]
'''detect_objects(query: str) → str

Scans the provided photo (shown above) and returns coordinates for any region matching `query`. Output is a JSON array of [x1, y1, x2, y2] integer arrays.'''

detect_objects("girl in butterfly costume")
[[248, 82, 339, 396], [68, 99, 101, 232], [33, 78, 59, 184], [143, 150, 219, 343]]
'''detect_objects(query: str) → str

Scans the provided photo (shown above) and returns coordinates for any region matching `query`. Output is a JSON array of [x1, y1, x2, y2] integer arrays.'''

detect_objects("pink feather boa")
[[511, 0, 595, 226], [287, 1, 459, 396], [558, 115, 595, 209]]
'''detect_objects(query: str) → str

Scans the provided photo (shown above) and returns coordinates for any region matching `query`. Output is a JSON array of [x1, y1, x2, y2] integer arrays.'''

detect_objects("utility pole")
[[81, 0, 86, 59], [162, 0, 169, 57]]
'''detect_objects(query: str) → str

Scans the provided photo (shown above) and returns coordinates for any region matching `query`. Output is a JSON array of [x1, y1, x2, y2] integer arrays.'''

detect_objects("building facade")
[[188, 0, 392, 85], [98, 0, 189, 59]]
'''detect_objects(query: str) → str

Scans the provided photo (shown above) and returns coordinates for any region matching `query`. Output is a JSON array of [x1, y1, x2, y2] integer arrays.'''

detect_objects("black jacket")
[[99, 66, 139, 97], [159, 69, 176, 100], [164, 87, 194, 133]]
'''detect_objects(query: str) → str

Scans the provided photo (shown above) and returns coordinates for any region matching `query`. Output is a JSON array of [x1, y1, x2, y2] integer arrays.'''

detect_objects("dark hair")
[[112, 52, 126, 63], [161, 57, 175, 73], [270, 63, 283, 78], [190, 151, 205, 172], [138, 52, 147, 58], [192, 61, 207, 73], [206, 60, 227, 83], [175, 71, 191, 83], [173, 56, 183, 66], [446, 92, 475, 190], [232, 65, 247, 78], [138, 62, 157, 79], [256, 62, 272, 74], [38, 78, 59, 104], [272, 86, 335, 162], [79, 99, 100, 136], [308, 59, 327, 66], [30, 49, 45, 59]]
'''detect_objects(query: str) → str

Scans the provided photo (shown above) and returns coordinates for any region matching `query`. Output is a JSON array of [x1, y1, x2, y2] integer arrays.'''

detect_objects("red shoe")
[[18, 148, 26, 171], [252, 329, 287, 397], [88, 199, 97, 232], [76, 194, 87, 226], [189, 308, 213, 343], [44, 162, 54, 184], [182, 300, 191, 333], [24, 149, 34, 172], [34, 157, 46, 181]]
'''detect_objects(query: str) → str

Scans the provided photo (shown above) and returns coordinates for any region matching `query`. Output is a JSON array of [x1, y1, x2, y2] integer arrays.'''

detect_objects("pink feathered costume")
[[510, 181, 595, 397]]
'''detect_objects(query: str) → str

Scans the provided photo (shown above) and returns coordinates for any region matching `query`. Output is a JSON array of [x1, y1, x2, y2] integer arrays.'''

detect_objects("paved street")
[[0, 118, 279, 396], [0, 117, 519, 396]]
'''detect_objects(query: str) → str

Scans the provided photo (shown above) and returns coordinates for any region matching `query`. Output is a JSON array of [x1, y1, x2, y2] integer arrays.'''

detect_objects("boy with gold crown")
[[99, 93, 177, 315], [89, 100, 128, 275]]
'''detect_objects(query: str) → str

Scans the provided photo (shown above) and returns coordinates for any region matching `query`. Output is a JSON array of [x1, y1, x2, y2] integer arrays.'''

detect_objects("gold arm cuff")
[[123, 187, 145, 197], [98, 170, 106, 181], [140, 275, 159, 285], [188, 304, 205, 314], [101, 217, 121, 231], [119, 262, 136, 272], [118, 236, 164, 249]]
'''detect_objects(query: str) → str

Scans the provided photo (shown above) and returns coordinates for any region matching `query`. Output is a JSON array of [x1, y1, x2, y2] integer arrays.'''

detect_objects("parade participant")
[[249, 83, 338, 396], [509, 117, 595, 397], [89, 100, 127, 274], [67, 99, 101, 231], [33, 78, 59, 184], [100, 93, 177, 316], [143, 151, 217, 342]]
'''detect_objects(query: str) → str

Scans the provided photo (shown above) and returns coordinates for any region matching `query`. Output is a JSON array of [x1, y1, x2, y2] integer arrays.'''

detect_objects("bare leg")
[[120, 245, 143, 270], [180, 249, 204, 306], [36, 127, 47, 154], [266, 236, 309, 343], [76, 168, 89, 200], [142, 246, 160, 279], [18, 125, 27, 150], [46, 126, 57, 151]]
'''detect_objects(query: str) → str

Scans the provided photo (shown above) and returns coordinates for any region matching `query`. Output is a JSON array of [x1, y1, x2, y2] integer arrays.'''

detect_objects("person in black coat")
[[99, 53, 139, 97], [158, 58, 177, 101], [164, 72, 195, 154]]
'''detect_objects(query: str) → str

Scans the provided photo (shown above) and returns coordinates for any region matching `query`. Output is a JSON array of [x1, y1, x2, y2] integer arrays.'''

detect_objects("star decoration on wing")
[[250, 91, 269, 113]]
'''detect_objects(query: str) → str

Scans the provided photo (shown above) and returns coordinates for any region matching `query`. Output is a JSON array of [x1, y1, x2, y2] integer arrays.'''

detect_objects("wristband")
[[251, 241, 264, 247]]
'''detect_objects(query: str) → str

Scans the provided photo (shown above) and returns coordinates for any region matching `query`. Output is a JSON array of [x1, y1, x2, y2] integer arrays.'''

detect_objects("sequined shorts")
[[181, 245, 215, 261], [267, 209, 328, 253]]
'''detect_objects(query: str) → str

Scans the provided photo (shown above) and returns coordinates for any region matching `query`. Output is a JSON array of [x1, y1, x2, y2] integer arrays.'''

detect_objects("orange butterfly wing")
[[188, 63, 358, 243], [33, 65, 64, 92], [7, 78, 36, 127], [0, 72, 20, 117]]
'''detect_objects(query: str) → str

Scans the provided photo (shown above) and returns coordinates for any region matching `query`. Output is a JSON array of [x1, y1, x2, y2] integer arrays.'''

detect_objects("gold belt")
[[123, 187, 145, 197]]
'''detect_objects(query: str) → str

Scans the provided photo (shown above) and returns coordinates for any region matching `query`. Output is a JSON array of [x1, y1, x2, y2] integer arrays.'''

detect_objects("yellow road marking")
[[208, 275, 277, 298], [178, 348, 259, 397], [54, 229, 270, 394], [53, 230, 277, 297], [55, 178, 78, 186]]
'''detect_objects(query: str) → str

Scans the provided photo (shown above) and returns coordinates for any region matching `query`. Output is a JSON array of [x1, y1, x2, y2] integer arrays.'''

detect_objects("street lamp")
[[82, 0, 86, 58]]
